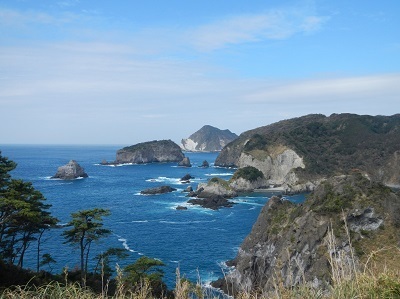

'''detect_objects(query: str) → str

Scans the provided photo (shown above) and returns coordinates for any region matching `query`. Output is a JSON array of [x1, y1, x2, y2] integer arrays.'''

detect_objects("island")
[[51, 160, 88, 180]]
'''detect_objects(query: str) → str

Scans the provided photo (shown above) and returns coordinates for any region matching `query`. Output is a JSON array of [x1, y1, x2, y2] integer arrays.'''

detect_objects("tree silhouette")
[[62, 208, 111, 285], [0, 152, 58, 268]]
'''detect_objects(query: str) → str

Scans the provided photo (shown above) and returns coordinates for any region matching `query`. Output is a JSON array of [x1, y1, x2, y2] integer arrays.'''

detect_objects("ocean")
[[0, 145, 305, 288]]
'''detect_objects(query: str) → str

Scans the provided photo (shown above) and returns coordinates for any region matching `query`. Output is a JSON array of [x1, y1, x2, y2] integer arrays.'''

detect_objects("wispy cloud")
[[244, 74, 400, 103], [189, 8, 329, 51], [0, 7, 78, 27]]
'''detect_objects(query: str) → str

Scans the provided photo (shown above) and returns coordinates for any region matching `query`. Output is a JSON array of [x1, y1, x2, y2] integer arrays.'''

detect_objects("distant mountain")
[[181, 125, 238, 152]]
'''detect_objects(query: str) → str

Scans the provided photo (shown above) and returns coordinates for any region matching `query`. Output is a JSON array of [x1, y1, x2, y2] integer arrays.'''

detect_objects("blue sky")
[[1, 0, 399, 145]]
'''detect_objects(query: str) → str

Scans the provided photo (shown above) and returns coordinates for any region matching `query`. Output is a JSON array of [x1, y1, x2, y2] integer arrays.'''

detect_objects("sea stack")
[[52, 160, 88, 180]]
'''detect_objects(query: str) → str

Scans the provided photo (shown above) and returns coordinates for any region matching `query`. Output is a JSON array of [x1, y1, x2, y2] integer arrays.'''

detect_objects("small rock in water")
[[178, 157, 192, 167], [51, 160, 88, 180], [176, 205, 188, 210], [140, 185, 177, 195]]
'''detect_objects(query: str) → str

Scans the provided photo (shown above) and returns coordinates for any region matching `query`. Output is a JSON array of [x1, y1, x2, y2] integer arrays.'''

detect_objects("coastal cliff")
[[214, 174, 400, 295], [181, 125, 238, 152], [114, 140, 185, 164], [216, 114, 400, 192]]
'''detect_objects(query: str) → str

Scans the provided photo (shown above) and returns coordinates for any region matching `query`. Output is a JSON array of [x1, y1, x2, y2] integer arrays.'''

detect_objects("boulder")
[[140, 186, 177, 195], [52, 160, 88, 180], [180, 173, 194, 183], [176, 205, 188, 210], [178, 157, 192, 167], [200, 160, 209, 168], [188, 195, 235, 210], [184, 186, 193, 192]]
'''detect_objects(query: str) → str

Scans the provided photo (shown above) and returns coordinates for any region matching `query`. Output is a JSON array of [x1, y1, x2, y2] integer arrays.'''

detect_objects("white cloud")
[[244, 74, 400, 104], [189, 8, 329, 51]]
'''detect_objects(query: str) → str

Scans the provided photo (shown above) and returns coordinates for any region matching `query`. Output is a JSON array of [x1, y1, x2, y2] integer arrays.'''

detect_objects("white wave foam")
[[231, 199, 264, 206], [205, 173, 234, 176], [132, 220, 149, 223], [146, 176, 182, 184], [116, 235, 144, 255], [159, 219, 216, 225], [117, 237, 135, 253]]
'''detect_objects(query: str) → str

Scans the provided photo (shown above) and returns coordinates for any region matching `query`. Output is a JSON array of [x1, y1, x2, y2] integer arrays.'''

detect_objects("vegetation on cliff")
[[230, 166, 264, 183], [216, 114, 400, 184], [218, 173, 400, 297]]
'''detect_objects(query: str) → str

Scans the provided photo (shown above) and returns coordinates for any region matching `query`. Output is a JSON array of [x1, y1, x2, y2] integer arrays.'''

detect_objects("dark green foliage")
[[62, 208, 111, 285], [124, 256, 167, 297], [243, 133, 268, 151], [313, 182, 354, 214], [94, 247, 128, 277], [0, 151, 17, 189], [40, 253, 56, 273], [122, 139, 179, 152], [0, 152, 58, 270], [231, 166, 264, 182], [218, 114, 400, 179], [208, 177, 230, 189]]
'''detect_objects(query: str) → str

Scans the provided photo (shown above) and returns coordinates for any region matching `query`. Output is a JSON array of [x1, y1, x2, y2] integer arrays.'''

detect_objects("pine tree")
[[0, 152, 58, 268], [62, 208, 111, 285]]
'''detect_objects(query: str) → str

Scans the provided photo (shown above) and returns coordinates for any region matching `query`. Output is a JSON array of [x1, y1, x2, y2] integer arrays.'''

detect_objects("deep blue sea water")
[[0, 145, 305, 288]]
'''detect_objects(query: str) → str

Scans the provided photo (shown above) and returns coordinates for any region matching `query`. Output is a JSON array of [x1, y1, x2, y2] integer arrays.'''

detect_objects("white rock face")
[[238, 147, 305, 186], [229, 177, 267, 192], [196, 182, 237, 198], [181, 139, 198, 151]]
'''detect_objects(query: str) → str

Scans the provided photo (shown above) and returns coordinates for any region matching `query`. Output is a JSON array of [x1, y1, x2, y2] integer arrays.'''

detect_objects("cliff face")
[[215, 114, 400, 190], [115, 140, 184, 164], [215, 174, 400, 295], [181, 125, 238, 152]]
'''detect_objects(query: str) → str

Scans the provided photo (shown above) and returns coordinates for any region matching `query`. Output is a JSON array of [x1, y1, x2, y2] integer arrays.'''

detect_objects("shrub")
[[231, 166, 264, 183]]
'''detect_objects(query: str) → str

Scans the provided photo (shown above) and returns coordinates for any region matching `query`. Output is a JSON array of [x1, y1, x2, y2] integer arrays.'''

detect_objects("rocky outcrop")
[[140, 186, 177, 195], [181, 125, 238, 152], [183, 186, 193, 192], [229, 166, 268, 192], [176, 205, 188, 210], [196, 179, 237, 199], [187, 196, 235, 210], [108, 140, 184, 165], [178, 157, 191, 167], [186, 178, 237, 210], [180, 174, 193, 183], [229, 176, 267, 192], [213, 174, 400, 296], [215, 114, 400, 191], [200, 160, 209, 168], [51, 160, 88, 180]]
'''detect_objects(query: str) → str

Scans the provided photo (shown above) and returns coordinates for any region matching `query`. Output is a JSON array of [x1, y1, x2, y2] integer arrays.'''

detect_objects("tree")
[[124, 256, 167, 296], [94, 247, 128, 277], [40, 253, 56, 273], [62, 208, 111, 285], [0, 151, 16, 189], [0, 152, 58, 268]]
